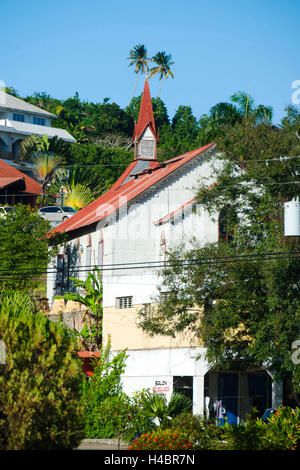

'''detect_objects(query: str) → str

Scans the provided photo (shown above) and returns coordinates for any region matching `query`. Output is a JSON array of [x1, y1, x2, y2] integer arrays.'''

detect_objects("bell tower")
[[132, 79, 158, 160]]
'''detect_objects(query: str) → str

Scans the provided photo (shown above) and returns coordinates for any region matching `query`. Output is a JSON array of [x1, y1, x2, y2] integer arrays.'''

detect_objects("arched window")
[[86, 234, 92, 279], [98, 230, 103, 272], [76, 237, 82, 279], [218, 207, 236, 242], [160, 231, 167, 265]]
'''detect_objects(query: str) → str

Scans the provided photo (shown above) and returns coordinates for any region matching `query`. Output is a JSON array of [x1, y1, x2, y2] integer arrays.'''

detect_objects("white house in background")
[[0, 90, 76, 166], [46, 80, 287, 424]]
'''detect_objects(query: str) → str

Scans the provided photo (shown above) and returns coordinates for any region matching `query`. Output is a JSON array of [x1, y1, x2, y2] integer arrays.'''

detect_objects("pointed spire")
[[132, 79, 158, 144]]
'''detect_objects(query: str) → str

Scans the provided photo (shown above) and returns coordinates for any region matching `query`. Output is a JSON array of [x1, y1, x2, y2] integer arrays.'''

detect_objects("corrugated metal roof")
[[0, 176, 25, 190], [50, 143, 215, 236], [1, 119, 76, 143], [0, 159, 41, 194], [0, 91, 56, 118]]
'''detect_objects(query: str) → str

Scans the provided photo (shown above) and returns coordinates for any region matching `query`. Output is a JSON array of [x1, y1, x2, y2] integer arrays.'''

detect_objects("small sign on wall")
[[152, 380, 171, 393]]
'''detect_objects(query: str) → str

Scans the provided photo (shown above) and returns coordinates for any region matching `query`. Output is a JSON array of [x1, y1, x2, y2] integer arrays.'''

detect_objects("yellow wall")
[[103, 304, 204, 351]]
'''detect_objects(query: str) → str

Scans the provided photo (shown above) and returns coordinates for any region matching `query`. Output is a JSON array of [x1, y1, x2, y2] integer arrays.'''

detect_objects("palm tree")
[[128, 44, 149, 102], [149, 51, 174, 97], [54, 166, 94, 210], [230, 91, 273, 122], [142, 391, 192, 427], [19, 134, 69, 206], [63, 184, 93, 210], [19, 134, 70, 162], [31, 152, 64, 206]]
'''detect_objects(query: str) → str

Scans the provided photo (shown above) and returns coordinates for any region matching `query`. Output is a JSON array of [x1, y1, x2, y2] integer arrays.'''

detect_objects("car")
[[0, 206, 15, 217], [38, 206, 77, 223]]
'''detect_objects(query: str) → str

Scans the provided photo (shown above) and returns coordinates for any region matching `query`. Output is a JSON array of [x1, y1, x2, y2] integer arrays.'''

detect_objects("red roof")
[[50, 143, 214, 235], [132, 79, 158, 143], [0, 176, 24, 190], [153, 198, 196, 225], [0, 160, 41, 195]]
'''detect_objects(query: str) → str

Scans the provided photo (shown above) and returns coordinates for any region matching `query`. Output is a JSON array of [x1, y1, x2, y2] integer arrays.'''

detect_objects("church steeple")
[[132, 79, 158, 160]]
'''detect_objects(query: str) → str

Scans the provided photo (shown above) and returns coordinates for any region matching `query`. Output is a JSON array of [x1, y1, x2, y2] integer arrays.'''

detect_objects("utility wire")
[[0, 251, 299, 279]]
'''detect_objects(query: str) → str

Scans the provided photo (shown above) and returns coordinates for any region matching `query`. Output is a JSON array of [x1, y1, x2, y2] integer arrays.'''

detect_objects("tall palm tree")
[[230, 90, 273, 122], [19, 134, 70, 162], [128, 44, 149, 102], [31, 152, 64, 206], [19, 134, 69, 206], [149, 51, 174, 97]]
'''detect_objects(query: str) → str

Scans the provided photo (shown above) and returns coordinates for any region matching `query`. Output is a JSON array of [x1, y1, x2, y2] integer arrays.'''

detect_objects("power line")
[[0, 250, 299, 279]]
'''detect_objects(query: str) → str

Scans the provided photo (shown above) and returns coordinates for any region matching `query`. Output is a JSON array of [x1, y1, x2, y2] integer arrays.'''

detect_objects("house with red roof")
[[0, 158, 41, 206], [46, 80, 283, 423]]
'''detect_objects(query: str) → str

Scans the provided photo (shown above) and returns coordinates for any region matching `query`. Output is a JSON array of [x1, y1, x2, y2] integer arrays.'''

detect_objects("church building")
[[47, 80, 284, 424]]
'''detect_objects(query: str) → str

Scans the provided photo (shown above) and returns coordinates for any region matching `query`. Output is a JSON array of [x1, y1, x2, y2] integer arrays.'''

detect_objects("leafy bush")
[[129, 429, 194, 450], [170, 413, 225, 450], [223, 406, 300, 450], [80, 344, 155, 442], [80, 339, 128, 438], [0, 291, 84, 450], [139, 390, 193, 428]]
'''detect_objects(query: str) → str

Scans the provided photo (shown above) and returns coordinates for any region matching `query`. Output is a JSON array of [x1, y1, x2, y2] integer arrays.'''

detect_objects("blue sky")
[[0, 0, 299, 124]]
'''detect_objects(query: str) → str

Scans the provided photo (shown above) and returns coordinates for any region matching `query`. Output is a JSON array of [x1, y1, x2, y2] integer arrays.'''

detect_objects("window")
[[40, 206, 62, 213], [85, 235, 92, 278], [116, 296, 133, 309], [75, 238, 81, 279], [13, 113, 25, 122], [33, 117, 46, 126], [140, 140, 155, 159], [98, 241, 103, 270], [218, 208, 236, 242], [61, 206, 77, 213], [160, 231, 167, 265], [173, 376, 193, 409], [160, 291, 170, 302]]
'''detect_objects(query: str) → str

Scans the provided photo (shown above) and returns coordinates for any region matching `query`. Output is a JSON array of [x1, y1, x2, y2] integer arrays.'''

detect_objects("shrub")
[[129, 429, 194, 451], [140, 390, 193, 428], [223, 406, 300, 450], [170, 412, 225, 450], [0, 291, 84, 450], [80, 339, 128, 438]]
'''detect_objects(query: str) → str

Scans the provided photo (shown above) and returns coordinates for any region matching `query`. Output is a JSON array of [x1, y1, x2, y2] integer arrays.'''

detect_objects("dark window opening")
[[173, 376, 193, 410]]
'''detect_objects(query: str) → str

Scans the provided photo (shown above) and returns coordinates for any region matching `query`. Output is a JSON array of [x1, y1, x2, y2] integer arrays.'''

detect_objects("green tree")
[[128, 44, 150, 101], [63, 268, 103, 350], [138, 116, 300, 392], [0, 291, 84, 450], [141, 391, 193, 428], [149, 51, 174, 97], [80, 338, 128, 438], [69, 143, 133, 197], [0, 204, 63, 291], [171, 105, 199, 153], [19, 134, 70, 205], [230, 90, 273, 122]]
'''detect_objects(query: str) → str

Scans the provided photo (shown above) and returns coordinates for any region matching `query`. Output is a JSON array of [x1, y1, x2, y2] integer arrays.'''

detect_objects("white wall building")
[[47, 80, 285, 424], [0, 90, 75, 165]]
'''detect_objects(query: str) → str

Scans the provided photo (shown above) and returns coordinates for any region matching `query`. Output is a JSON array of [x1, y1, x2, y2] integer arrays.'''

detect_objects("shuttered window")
[[116, 296, 133, 309], [140, 140, 155, 159]]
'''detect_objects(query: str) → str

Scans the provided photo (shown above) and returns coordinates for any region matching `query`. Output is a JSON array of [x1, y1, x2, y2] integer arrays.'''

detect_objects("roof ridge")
[[49, 143, 214, 235]]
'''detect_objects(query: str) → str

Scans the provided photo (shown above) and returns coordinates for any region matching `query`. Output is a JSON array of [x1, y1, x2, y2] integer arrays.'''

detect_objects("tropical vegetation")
[[0, 290, 84, 450], [137, 115, 300, 396]]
